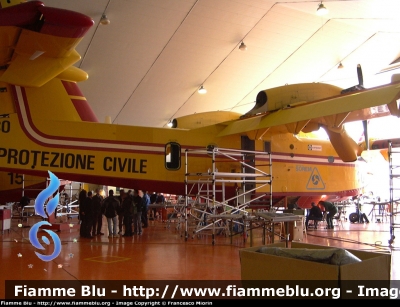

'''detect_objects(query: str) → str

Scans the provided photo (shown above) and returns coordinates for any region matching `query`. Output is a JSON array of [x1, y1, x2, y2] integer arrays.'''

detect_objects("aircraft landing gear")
[[349, 201, 369, 224], [389, 234, 395, 246]]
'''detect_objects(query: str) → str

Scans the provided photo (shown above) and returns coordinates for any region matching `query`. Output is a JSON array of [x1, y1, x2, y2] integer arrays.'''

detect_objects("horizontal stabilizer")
[[0, 49, 80, 87]]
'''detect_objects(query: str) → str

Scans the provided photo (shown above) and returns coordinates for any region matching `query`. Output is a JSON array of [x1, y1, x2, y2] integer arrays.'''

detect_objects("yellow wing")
[[218, 80, 400, 162]]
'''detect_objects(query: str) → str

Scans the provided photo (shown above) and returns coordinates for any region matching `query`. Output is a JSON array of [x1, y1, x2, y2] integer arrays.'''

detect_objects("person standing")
[[132, 190, 143, 235], [141, 190, 150, 228], [82, 191, 94, 238], [127, 190, 133, 198], [149, 192, 157, 220], [117, 190, 125, 235], [150, 192, 157, 205], [91, 188, 104, 236], [121, 190, 133, 236], [102, 190, 119, 237], [79, 189, 87, 238], [318, 200, 337, 229], [156, 192, 165, 204]]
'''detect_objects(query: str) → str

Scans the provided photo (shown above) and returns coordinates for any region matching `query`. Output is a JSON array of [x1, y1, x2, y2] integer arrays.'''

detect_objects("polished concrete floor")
[[1, 212, 399, 299]]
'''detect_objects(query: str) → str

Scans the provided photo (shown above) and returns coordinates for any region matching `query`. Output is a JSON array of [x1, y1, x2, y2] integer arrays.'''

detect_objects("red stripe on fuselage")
[[61, 81, 99, 123], [12, 85, 165, 153], [62, 80, 99, 122], [71, 98, 99, 122], [62, 80, 84, 96]]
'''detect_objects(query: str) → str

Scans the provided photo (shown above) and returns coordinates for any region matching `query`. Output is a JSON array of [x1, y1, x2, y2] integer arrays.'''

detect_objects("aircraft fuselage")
[[0, 80, 366, 206]]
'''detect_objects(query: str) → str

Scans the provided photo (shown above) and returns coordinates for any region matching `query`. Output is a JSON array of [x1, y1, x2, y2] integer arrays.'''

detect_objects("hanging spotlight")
[[100, 14, 110, 25], [316, 2, 328, 16], [337, 62, 344, 69], [239, 42, 247, 51], [198, 85, 207, 94], [167, 119, 177, 128]]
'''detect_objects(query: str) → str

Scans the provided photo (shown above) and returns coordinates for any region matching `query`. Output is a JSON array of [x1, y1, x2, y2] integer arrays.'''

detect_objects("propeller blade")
[[357, 64, 363, 87], [362, 120, 369, 150], [341, 64, 365, 94]]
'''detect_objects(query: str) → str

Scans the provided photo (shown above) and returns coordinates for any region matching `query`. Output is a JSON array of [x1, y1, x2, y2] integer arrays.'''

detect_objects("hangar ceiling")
[[41, 0, 400, 128]]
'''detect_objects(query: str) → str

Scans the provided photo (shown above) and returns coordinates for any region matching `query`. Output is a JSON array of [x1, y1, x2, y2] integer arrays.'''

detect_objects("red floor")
[[1, 214, 399, 299]]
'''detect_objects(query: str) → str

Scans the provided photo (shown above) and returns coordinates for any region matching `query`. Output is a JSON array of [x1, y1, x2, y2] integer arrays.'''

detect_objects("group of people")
[[305, 200, 338, 230], [79, 188, 152, 238]]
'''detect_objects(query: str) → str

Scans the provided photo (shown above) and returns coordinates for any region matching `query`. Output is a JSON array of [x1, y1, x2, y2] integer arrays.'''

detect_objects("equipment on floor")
[[349, 199, 369, 224]]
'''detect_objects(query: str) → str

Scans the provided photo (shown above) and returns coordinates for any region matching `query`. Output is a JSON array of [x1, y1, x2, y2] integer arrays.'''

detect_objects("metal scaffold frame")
[[389, 140, 400, 246], [12, 175, 80, 222], [183, 146, 272, 244]]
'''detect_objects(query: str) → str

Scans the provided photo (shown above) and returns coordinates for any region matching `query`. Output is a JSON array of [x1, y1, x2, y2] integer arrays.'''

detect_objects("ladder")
[[183, 146, 272, 244], [388, 140, 400, 246]]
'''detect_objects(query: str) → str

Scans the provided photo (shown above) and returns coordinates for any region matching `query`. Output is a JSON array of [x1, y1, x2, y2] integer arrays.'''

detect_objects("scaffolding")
[[12, 175, 79, 222], [183, 146, 272, 244], [389, 140, 400, 246]]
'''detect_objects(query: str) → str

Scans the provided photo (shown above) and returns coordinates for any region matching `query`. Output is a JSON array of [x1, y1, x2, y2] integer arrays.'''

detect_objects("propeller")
[[362, 119, 369, 150], [340, 64, 365, 94], [356, 65, 369, 150], [340, 65, 369, 150], [357, 64, 363, 88]]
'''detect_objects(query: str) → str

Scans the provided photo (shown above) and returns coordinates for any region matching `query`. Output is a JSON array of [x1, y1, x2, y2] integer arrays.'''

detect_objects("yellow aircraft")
[[0, 1, 399, 208]]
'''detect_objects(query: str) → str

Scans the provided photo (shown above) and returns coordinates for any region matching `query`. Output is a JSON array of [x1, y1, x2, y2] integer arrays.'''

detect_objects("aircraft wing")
[[218, 81, 400, 162], [218, 82, 400, 138]]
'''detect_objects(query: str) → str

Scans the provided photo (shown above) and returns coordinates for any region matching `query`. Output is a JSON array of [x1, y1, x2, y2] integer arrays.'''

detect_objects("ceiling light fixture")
[[316, 2, 328, 16], [100, 14, 110, 25], [337, 62, 344, 69], [239, 42, 247, 51], [167, 119, 177, 128], [198, 85, 207, 94]]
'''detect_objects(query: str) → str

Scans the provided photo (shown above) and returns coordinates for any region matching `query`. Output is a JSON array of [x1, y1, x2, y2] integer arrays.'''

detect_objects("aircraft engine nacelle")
[[246, 83, 343, 116]]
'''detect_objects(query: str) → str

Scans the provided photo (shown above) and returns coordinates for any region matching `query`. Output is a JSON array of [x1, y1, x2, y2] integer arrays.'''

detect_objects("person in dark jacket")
[[79, 189, 87, 238], [117, 190, 125, 234], [318, 200, 337, 229], [82, 191, 94, 238], [121, 190, 133, 236], [91, 188, 104, 236], [102, 190, 119, 237], [141, 190, 150, 228], [149, 192, 157, 220], [305, 202, 323, 229], [132, 190, 143, 235]]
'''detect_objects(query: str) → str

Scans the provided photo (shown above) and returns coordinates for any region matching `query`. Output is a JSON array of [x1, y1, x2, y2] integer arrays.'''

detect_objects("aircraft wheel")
[[349, 213, 359, 223]]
